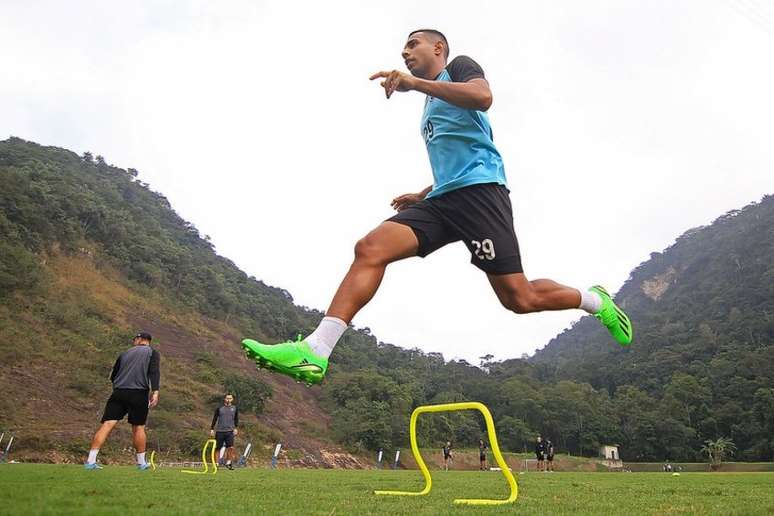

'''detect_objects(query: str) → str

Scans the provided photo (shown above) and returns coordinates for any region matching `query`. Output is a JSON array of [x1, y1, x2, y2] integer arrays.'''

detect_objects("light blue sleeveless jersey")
[[421, 69, 507, 198]]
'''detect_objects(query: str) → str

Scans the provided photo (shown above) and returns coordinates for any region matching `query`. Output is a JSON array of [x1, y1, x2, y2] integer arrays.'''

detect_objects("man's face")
[[402, 32, 441, 78], [537, 437, 542, 442], [224, 395, 234, 405]]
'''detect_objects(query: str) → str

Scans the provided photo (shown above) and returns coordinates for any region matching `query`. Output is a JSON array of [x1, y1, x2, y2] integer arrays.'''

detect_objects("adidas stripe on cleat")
[[590, 285, 633, 346]]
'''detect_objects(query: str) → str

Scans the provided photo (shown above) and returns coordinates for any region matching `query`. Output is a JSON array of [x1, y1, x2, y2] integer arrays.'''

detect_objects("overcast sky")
[[2, 1, 773, 363]]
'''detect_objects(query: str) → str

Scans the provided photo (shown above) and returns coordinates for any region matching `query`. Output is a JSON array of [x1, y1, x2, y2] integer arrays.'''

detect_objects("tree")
[[700, 437, 736, 470]]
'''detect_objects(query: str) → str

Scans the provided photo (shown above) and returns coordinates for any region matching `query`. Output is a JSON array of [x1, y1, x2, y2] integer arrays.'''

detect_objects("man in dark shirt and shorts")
[[210, 394, 239, 470], [442, 441, 453, 471], [479, 439, 488, 470], [546, 438, 555, 472], [535, 436, 547, 472], [85, 332, 160, 470]]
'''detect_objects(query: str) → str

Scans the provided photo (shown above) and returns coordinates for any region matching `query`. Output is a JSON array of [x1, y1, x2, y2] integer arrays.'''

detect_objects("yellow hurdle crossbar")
[[150, 450, 156, 471], [374, 401, 518, 505], [181, 439, 218, 475]]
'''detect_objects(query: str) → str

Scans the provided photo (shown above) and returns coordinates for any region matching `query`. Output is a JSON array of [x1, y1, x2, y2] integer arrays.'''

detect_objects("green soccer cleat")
[[241, 336, 328, 385], [590, 285, 633, 346]]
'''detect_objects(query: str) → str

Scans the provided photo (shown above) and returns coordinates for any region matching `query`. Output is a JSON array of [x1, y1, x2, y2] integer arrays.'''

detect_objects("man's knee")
[[100, 420, 118, 430], [354, 234, 387, 265]]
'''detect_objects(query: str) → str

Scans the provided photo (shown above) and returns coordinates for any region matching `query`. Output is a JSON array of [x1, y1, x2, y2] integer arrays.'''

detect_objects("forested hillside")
[[1, 138, 771, 464], [532, 195, 774, 461]]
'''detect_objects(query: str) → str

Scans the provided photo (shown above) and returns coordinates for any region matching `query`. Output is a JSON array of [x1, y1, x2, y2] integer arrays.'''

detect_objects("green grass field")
[[1, 465, 773, 515]]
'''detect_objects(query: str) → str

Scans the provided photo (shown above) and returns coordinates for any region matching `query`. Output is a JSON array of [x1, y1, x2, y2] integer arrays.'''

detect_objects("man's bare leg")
[[487, 273, 581, 314], [326, 221, 419, 323], [241, 221, 420, 382], [85, 420, 117, 465], [89, 420, 117, 451], [487, 272, 634, 345], [132, 425, 146, 453]]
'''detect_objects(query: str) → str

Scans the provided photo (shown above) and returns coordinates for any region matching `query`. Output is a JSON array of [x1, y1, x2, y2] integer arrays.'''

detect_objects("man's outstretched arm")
[[370, 71, 492, 111]]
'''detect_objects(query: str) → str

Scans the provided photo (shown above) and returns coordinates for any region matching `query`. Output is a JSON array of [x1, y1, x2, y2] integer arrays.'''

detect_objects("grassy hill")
[[0, 137, 365, 465]]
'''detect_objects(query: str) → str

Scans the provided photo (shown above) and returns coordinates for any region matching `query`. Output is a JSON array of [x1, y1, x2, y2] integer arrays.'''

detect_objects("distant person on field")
[[546, 438, 555, 472], [443, 441, 453, 471], [535, 435, 546, 472], [84, 332, 160, 470], [210, 393, 240, 470], [479, 439, 488, 470]]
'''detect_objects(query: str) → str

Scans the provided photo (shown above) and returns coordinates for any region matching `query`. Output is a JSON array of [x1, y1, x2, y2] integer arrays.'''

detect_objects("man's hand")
[[209, 429, 215, 437], [233, 429, 239, 437], [148, 391, 159, 408], [391, 192, 424, 212], [370, 70, 417, 98]]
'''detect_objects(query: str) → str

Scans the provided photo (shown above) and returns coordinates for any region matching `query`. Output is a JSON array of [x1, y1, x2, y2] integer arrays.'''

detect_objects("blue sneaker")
[[84, 462, 103, 470], [137, 463, 152, 471]]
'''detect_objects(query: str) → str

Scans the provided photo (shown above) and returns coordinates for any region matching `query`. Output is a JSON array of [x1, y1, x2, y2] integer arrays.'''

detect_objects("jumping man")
[[242, 29, 633, 385], [210, 394, 239, 470], [85, 332, 160, 470]]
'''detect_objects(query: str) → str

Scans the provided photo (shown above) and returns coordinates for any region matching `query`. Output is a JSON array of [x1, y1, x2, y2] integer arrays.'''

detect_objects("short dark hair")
[[408, 29, 449, 60]]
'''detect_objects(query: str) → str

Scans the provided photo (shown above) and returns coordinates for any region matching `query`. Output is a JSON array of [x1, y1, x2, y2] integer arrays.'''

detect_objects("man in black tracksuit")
[[84, 332, 160, 470], [210, 394, 239, 470], [535, 435, 547, 472]]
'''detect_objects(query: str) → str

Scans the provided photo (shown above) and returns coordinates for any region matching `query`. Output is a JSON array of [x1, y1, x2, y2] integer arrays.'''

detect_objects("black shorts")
[[388, 183, 523, 275], [480, 453, 486, 461], [101, 389, 149, 425], [536, 452, 545, 461], [215, 431, 235, 448]]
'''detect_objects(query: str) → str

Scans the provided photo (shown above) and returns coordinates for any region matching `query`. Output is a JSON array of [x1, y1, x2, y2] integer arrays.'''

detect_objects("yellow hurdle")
[[181, 439, 218, 475], [150, 450, 156, 471], [374, 401, 518, 505]]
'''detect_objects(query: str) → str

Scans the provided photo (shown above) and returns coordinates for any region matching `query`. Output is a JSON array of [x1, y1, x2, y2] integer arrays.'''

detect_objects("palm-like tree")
[[700, 437, 737, 469]]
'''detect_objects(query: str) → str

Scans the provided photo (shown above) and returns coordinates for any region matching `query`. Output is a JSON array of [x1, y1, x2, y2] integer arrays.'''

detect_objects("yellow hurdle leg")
[[374, 406, 432, 497], [181, 439, 217, 475], [209, 438, 218, 475], [374, 402, 518, 505], [150, 450, 156, 472]]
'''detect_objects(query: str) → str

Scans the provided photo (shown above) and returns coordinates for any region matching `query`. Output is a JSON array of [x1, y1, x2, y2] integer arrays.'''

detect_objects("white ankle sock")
[[136, 452, 146, 465], [578, 289, 602, 314], [87, 449, 99, 464], [305, 316, 347, 359]]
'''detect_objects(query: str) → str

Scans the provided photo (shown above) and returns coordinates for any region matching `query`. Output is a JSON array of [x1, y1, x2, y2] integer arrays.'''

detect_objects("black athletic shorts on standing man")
[[388, 183, 523, 275], [101, 388, 149, 425], [215, 431, 235, 449]]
